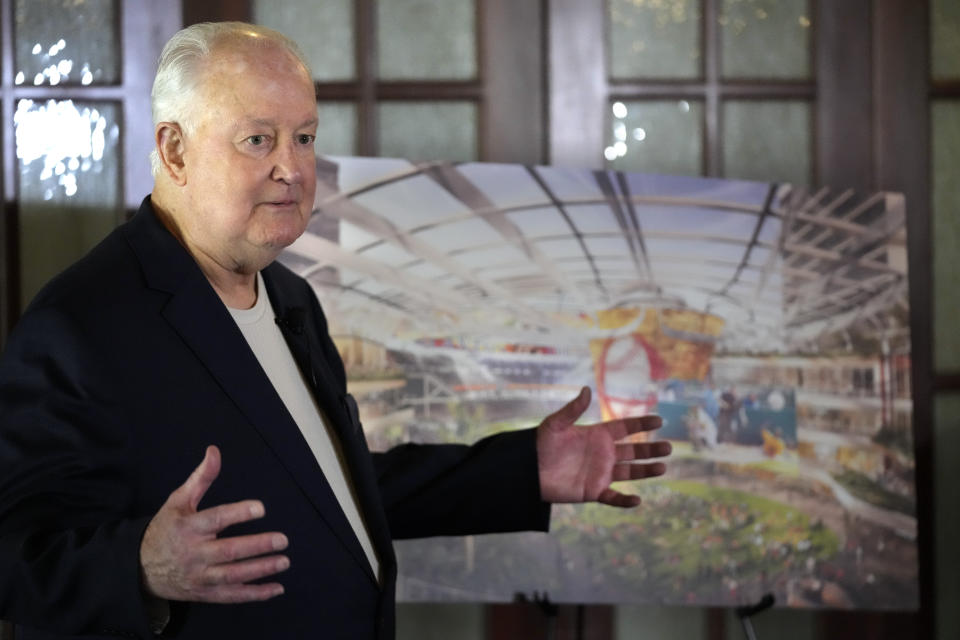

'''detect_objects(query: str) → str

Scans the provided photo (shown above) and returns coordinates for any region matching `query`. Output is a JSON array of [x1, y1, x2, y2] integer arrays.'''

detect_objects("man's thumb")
[[180, 445, 221, 511], [547, 386, 591, 428]]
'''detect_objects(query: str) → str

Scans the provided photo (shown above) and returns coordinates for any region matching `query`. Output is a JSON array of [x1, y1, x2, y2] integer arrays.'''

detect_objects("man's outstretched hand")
[[140, 446, 290, 603], [536, 387, 671, 508]]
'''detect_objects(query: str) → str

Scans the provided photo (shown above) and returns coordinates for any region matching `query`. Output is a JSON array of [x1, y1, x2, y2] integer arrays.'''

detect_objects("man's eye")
[[297, 134, 315, 145], [248, 135, 266, 146]]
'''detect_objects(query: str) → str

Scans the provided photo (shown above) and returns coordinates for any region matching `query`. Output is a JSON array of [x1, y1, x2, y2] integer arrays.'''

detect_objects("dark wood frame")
[[188, 0, 545, 166], [0, 0, 129, 337], [0, 0, 179, 340]]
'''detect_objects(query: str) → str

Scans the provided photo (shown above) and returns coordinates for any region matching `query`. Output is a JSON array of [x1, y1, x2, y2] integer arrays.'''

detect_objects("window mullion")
[[357, 0, 377, 156]]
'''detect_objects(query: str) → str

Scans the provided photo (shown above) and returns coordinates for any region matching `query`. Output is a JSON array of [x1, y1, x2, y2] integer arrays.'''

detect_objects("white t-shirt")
[[228, 273, 380, 581]]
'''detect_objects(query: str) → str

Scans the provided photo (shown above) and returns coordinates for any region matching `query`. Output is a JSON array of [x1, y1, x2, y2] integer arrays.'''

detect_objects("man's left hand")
[[537, 386, 671, 508]]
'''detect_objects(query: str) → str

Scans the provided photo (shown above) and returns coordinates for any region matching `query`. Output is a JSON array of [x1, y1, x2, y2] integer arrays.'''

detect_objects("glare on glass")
[[15, 99, 121, 308], [606, 99, 704, 176], [609, 0, 701, 80], [720, 0, 811, 79], [722, 100, 811, 186], [932, 101, 960, 371], [378, 101, 477, 162], [253, 0, 356, 81], [378, 0, 476, 80], [14, 0, 119, 86]]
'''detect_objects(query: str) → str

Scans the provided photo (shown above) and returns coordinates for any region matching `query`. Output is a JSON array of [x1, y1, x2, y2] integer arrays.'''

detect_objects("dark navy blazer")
[[0, 197, 550, 639]]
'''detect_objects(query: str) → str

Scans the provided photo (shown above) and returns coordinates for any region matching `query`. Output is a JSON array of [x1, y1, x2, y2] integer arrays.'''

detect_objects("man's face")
[[178, 42, 317, 274]]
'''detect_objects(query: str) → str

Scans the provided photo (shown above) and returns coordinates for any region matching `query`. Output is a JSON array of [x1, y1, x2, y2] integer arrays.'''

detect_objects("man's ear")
[[155, 122, 188, 186]]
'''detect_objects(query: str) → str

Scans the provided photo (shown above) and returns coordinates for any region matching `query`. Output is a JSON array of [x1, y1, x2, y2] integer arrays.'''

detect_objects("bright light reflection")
[[604, 146, 618, 161], [679, 100, 690, 113], [632, 127, 647, 141], [614, 121, 627, 142], [15, 72, 24, 85], [23, 37, 85, 86], [612, 101, 628, 119], [15, 99, 111, 199], [613, 141, 628, 157]]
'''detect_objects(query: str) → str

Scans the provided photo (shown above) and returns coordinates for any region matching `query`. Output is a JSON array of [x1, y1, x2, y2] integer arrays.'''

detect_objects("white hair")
[[149, 21, 312, 176]]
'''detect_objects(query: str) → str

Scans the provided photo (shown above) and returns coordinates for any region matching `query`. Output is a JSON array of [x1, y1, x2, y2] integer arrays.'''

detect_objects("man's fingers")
[[177, 445, 222, 512], [597, 488, 641, 508], [621, 414, 663, 436], [598, 414, 663, 442], [191, 499, 267, 535], [201, 532, 288, 565], [545, 386, 591, 429], [616, 441, 672, 461], [200, 582, 286, 604], [200, 553, 291, 587], [611, 461, 667, 482]]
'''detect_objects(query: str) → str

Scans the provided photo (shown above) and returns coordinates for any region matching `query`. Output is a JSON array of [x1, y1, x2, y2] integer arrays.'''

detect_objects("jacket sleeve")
[[297, 272, 551, 541], [371, 428, 551, 540], [0, 306, 157, 638]]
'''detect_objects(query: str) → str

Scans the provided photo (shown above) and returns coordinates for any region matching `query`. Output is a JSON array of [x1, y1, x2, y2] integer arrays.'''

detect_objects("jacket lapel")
[[123, 199, 379, 584], [263, 266, 397, 575]]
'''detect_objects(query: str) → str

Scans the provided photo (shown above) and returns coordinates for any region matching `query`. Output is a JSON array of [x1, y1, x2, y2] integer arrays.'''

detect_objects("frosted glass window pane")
[[378, 0, 476, 80], [316, 102, 357, 157], [15, 100, 121, 308], [935, 394, 960, 639], [720, 0, 811, 79], [607, 99, 703, 176], [253, 0, 355, 81], [722, 100, 811, 186], [378, 102, 477, 162], [14, 0, 119, 86], [932, 0, 960, 80], [609, 0, 700, 80], [932, 101, 960, 372]]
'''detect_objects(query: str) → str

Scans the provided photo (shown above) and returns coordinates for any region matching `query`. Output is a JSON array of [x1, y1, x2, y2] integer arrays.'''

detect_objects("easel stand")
[[735, 593, 775, 640]]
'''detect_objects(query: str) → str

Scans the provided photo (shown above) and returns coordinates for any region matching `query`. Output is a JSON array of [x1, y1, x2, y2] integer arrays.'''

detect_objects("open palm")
[[536, 387, 671, 508]]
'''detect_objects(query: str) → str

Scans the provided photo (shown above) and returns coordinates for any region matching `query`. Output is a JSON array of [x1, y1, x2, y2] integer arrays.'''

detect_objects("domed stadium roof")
[[280, 157, 909, 355]]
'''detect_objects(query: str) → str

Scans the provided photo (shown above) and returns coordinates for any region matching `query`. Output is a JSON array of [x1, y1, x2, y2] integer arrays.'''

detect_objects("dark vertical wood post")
[[1, 0, 15, 344], [181, 0, 251, 25], [355, 0, 377, 156], [703, 0, 720, 177], [873, 1, 934, 639], [547, 0, 605, 168], [482, 0, 545, 164], [816, 0, 874, 193], [123, 1, 182, 210]]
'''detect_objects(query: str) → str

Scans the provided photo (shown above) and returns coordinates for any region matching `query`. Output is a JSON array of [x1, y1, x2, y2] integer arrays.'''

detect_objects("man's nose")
[[271, 142, 304, 184]]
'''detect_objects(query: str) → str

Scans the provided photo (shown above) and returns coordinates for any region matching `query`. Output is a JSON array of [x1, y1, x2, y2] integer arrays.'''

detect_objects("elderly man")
[[0, 22, 670, 639]]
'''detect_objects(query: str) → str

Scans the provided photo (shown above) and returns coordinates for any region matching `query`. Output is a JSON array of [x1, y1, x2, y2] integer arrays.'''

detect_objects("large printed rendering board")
[[281, 156, 917, 610]]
